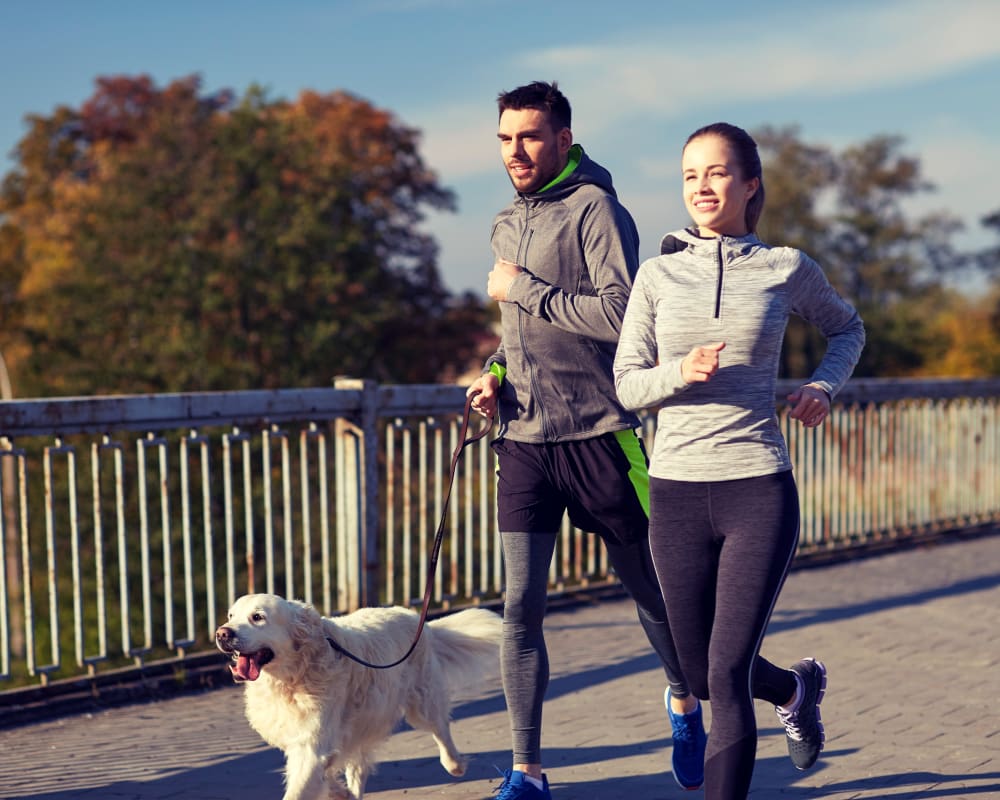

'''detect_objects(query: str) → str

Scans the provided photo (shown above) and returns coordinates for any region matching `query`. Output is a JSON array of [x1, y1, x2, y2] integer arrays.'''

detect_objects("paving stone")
[[0, 531, 997, 800]]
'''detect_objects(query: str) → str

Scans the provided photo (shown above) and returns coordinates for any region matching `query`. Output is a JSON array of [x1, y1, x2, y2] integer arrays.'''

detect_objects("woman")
[[613, 122, 864, 799]]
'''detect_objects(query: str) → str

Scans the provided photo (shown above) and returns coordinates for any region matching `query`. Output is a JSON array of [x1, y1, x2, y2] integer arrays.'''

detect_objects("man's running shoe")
[[775, 657, 827, 770], [493, 769, 552, 800], [665, 687, 707, 790]]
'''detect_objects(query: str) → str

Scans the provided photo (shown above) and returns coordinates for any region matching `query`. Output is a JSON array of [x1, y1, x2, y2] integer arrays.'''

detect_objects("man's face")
[[498, 107, 572, 194]]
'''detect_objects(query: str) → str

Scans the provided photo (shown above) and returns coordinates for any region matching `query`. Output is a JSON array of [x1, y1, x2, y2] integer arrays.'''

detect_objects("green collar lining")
[[538, 144, 582, 193]]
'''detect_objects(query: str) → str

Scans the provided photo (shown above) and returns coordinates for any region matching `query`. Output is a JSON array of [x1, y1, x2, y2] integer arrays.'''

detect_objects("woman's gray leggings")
[[648, 471, 801, 800]]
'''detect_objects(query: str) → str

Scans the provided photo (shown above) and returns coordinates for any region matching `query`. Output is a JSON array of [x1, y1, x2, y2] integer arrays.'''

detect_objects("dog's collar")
[[326, 636, 344, 655]]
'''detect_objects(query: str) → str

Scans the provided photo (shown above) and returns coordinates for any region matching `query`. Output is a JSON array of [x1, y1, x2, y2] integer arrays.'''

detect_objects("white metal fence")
[[0, 377, 998, 693]]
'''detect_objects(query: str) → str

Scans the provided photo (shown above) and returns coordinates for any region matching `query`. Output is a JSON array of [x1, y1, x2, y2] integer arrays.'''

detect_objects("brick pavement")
[[1, 531, 998, 800]]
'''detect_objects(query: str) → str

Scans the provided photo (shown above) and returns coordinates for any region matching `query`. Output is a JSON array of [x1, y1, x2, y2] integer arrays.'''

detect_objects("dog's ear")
[[289, 601, 323, 652]]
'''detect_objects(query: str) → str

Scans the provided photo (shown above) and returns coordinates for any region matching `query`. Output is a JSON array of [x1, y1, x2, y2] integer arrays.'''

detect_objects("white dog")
[[215, 593, 502, 800]]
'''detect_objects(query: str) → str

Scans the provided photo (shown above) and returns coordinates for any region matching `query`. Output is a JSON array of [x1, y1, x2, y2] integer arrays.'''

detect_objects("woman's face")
[[681, 134, 759, 237]]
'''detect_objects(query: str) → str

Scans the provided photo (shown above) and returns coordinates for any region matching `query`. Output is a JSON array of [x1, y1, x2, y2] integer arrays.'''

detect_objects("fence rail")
[[0, 377, 998, 697]]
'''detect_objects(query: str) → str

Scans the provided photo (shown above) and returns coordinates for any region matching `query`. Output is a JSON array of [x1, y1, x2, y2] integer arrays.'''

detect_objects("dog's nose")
[[216, 626, 233, 643]]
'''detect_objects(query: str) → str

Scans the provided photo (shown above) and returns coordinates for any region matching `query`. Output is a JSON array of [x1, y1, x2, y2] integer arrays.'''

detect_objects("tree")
[[915, 286, 1000, 377], [980, 210, 1000, 275], [823, 135, 971, 377], [753, 128, 975, 378], [0, 75, 490, 396], [753, 126, 837, 379], [977, 210, 1000, 344]]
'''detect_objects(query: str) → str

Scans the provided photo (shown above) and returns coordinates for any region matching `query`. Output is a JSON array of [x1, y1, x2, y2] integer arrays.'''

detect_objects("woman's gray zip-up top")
[[485, 144, 642, 443], [614, 227, 865, 481]]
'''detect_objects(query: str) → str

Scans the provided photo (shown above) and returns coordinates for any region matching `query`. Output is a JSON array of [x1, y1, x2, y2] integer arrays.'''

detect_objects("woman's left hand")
[[787, 384, 831, 428]]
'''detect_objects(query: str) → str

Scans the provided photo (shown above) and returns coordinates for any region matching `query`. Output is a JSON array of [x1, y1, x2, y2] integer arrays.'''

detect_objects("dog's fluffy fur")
[[215, 593, 502, 800]]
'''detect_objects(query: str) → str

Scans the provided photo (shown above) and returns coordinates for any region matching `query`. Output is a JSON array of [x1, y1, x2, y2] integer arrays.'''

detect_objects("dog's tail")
[[426, 607, 502, 690]]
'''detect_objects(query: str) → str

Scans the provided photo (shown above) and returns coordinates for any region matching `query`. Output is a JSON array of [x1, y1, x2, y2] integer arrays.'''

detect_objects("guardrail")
[[0, 377, 997, 698]]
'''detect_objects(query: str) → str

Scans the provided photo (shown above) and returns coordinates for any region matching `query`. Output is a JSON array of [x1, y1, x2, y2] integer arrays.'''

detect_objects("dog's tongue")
[[232, 654, 261, 682]]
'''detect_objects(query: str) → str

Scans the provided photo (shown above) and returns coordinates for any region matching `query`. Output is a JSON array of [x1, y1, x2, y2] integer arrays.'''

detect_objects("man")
[[466, 81, 707, 800]]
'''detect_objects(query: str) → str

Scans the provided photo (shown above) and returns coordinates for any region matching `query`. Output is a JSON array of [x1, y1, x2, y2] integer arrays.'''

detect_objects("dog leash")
[[326, 391, 494, 669]]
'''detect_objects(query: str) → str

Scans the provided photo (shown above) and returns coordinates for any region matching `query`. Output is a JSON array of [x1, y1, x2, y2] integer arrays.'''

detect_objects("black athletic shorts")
[[491, 430, 650, 545]]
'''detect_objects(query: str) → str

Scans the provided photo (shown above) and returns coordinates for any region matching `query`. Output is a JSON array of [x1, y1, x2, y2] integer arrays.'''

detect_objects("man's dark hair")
[[497, 81, 571, 130]]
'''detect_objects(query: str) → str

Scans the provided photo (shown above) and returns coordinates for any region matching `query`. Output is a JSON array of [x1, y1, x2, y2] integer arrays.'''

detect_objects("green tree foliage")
[[979, 210, 1000, 342], [0, 75, 490, 396], [753, 126, 993, 378], [753, 126, 837, 379], [981, 210, 1000, 274]]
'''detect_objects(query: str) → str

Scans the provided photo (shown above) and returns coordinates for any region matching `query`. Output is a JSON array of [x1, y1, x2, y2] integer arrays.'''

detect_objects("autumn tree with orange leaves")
[[0, 75, 489, 397], [753, 126, 1000, 379]]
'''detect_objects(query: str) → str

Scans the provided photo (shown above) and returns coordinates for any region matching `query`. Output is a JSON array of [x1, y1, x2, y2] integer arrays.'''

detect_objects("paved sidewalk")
[[1, 532, 998, 800]]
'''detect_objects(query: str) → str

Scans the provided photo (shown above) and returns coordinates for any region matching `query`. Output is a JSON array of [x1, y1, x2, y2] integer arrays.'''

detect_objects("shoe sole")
[[671, 769, 704, 791]]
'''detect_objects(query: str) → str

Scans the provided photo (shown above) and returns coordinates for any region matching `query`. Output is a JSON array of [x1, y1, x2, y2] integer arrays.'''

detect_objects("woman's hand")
[[787, 383, 831, 428], [681, 342, 725, 384]]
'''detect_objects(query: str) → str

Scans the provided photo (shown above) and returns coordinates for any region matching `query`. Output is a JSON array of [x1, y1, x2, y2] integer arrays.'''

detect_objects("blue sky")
[[3, 0, 999, 296]]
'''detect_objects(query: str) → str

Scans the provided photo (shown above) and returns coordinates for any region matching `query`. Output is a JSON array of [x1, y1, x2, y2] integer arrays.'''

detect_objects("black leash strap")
[[326, 392, 493, 669]]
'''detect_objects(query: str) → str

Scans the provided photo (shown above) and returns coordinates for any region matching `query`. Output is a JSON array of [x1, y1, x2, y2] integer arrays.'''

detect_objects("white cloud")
[[519, 0, 1000, 135], [634, 156, 676, 182], [904, 121, 1000, 247], [624, 188, 687, 261], [409, 0, 1000, 186], [409, 0, 1000, 293], [415, 109, 497, 183]]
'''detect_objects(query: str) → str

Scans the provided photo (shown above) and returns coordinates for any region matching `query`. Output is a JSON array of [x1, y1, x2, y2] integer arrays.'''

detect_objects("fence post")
[[0, 351, 24, 660], [334, 378, 380, 609]]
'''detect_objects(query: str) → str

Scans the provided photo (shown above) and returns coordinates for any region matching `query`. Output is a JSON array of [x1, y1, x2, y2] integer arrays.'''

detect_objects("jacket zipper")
[[515, 200, 551, 439], [713, 239, 724, 319]]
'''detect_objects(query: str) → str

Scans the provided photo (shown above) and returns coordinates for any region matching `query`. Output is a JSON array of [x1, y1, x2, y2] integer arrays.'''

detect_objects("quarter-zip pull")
[[713, 239, 723, 319]]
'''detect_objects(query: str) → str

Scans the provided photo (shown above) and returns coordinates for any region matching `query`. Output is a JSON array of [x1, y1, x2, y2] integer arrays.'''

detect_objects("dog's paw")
[[443, 753, 469, 777]]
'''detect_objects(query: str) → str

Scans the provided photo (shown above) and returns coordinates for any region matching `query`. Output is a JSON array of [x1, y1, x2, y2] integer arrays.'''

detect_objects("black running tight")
[[648, 471, 801, 800], [500, 529, 689, 765]]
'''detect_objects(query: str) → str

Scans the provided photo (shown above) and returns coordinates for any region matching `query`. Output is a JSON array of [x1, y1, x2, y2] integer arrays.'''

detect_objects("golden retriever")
[[215, 593, 502, 800]]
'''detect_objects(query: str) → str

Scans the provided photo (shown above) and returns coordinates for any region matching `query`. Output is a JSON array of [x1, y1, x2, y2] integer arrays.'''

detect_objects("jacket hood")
[[660, 227, 763, 258], [521, 144, 619, 201]]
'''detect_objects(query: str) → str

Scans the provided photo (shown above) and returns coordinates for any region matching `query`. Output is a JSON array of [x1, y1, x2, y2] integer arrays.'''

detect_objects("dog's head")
[[215, 593, 324, 683]]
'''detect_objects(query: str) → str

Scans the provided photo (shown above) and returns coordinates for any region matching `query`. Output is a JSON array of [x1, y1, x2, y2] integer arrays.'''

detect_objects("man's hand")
[[466, 373, 500, 419], [786, 383, 831, 428], [680, 342, 725, 384], [487, 258, 523, 302]]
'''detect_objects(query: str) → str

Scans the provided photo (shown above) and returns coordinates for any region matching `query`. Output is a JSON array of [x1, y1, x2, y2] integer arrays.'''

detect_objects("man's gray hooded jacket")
[[485, 145, 641, 443]]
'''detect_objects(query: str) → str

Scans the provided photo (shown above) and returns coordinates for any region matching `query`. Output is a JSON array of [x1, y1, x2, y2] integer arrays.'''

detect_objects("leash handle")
[[328, 392, 494, 669]]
